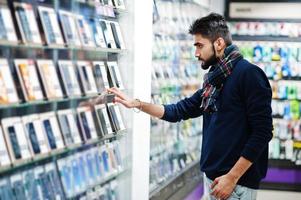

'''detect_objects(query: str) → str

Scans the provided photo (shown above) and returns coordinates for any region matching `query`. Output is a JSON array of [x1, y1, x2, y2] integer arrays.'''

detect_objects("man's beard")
[[199, 44, 218, 70], [199, 54, 218, 70]]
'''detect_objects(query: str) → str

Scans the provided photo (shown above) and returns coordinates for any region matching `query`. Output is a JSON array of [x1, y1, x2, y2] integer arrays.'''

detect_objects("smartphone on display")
[[26, 122, 41, 154], [42, 11, 56, 43], [43, 119, 57, 150], [80, 112, 91, 140], [8, 126, 22, 159], [16, 6, 33, 42]]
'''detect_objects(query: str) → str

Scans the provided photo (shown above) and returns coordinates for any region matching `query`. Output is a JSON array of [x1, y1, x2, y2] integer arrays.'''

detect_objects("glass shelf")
[[0, 94, 120, 119], [72, 168, 128, 199], [149, 159, 200, 198], [0, 131, 126, 176], [233, 35, 301, 43], [272, 98, 301, 101], [74, 0, 128, 18], [0, 41, 125, 54], [0, 95, 98, 110], [268, 77, 301, 81]]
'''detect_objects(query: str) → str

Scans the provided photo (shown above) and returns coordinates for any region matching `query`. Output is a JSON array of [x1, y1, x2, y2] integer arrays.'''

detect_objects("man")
[[107, 13, 273, 200]]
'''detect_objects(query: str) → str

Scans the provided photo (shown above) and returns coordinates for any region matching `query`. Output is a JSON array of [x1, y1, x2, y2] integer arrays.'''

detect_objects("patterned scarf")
[[200, 44, 242, 113]]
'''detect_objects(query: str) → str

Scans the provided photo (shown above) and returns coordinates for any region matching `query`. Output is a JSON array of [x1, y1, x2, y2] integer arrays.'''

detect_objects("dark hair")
[[189, 13, 232, 45]]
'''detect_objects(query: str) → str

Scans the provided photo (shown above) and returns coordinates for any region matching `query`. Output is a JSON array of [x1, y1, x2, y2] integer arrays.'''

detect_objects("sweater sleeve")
[[161, 89, 204, 123], [240, 66, 273, 162]]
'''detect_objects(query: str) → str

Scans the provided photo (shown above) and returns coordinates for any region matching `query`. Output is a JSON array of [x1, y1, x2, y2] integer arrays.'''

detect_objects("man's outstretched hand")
[[79, 92, 112, 107], [107, 87, 138, 108]]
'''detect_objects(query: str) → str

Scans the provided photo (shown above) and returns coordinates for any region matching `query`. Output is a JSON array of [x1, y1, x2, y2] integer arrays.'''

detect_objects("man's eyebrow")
[[194, 42, 204, 46]]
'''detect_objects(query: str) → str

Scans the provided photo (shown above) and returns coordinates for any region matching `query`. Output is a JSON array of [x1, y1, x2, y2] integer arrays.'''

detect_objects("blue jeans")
[[203, 175, 257, 200]]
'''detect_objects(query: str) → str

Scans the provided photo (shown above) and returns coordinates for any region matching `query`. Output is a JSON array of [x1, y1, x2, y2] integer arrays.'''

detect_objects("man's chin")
[[201, 63, 211, 70]]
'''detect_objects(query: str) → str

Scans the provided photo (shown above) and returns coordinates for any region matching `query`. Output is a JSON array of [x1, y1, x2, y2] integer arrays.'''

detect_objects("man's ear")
[[214, 37, 226, 51]]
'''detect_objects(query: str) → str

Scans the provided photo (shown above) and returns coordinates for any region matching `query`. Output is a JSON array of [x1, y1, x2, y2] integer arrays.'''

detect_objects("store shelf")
[[0, 42, 125, 54], [0, 95, 100, 119], [0, 92, 118, 109], [272, 115, 286, 119], [0, 0, 132, 199], [159, 0, 210, 10], [154, 32, 193, 41], [149, 144, 174, 158], [0, 131, 126, 176], [149, 159, 202, 200], [76, 0, 128, 17], [253, 61, 301, 64], [272, 98, 301, 101], [233, 35, 301, 43], [0, 95, 93, 109], [114, 8, 129, 15], [269, 159, 301, 170], [71, 168, 128, 199], [260, 182, 301, 192], [268, 77, 301, 81]]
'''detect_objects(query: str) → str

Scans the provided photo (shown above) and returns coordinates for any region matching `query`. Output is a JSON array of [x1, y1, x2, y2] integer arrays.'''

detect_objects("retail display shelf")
[[269, 159, 301, 170], [159, 0, 210, 10], [149, 159, 201, 200], [0, 42, 125, 54], [149, 159, 199, 198], [0, 131, 126, 176], [114, 8, 128, 15], [260, 182, 301, 192], [268, 77, 301, 81], [153, 33, 193, 41], [75, 0, 128, 14], [233, 35, 301, 43], [152, 57, 197, 61], [272, 98, 301, 101], [253, 61, 301, 64], [272, 115, 287, 119], [72, 169, 128, 199], [0, 0, 131, 199], [149, 144, 174, 158], [0, 95, 97, 110]]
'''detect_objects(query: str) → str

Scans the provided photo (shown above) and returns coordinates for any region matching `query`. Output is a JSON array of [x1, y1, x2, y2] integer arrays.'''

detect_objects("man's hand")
[[107, 87, 138, 108], [210, 156, 252, 199], [210, 173, 238, 200], [107, 87, 165, 118], [79, 92, 114, 108]]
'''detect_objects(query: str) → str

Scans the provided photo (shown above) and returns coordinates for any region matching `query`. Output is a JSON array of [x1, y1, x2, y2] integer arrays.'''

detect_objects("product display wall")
[[230, 20, 301, 191], [150, 0, 209, 197], [0, 0, 130, 199]]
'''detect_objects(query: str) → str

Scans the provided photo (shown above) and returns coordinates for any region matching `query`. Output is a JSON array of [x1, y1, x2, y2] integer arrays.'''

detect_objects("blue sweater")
[[161, 58, 273, 189]]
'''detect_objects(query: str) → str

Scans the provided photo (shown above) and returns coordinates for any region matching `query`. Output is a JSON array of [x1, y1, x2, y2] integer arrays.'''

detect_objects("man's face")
[[194, 34, 217, 70]]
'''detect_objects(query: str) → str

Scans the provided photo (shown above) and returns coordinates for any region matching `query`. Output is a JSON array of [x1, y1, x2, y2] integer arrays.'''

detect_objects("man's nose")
[[195, 50, 200, 57]]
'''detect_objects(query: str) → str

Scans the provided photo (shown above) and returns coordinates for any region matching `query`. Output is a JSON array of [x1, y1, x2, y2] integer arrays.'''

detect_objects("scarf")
[[200, 44, 242, 113]]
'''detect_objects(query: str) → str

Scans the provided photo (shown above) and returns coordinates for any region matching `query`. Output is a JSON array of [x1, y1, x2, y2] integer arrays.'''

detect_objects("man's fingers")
[[215, 190, 223, 199], [224, 194, 231, 200], [220, 193, 228, 200], [108, 88, 127, 99], [79, 101, 90, 107], [115, 97, 131, 108], [210, 179, 219, 198], [79, 100, 94, 108], [210, 188, 218, 197], [107, 87, 119, 93], [115, 97, 125, 104], [211, 179, 219, 189]]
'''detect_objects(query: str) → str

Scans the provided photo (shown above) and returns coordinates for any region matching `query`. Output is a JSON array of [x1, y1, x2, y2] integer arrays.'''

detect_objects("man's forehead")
[[193, 34, 210, 44]]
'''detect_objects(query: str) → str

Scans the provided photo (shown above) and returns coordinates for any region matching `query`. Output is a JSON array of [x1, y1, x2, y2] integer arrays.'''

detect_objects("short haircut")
[[189, 13, 232, 45]]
